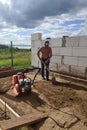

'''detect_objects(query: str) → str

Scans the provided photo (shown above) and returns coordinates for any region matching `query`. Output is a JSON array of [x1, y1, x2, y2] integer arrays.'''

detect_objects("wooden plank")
[[0, 112, 47, 130]]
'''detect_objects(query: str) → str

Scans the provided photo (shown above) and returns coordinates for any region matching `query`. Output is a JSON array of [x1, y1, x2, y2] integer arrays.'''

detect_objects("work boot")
[[46, 78, 49, 81], [42, 77, 45, 80]]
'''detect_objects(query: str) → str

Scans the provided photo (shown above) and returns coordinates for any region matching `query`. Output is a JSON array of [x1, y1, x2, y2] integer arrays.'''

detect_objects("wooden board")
[[0, 112, 47, 130]]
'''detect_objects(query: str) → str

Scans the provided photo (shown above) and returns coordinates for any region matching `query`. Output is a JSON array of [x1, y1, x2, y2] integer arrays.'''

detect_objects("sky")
[[0, 0, 87, 47]]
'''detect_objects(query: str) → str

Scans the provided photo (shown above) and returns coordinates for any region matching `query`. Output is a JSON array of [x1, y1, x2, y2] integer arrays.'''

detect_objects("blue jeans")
[[41, 58, 50, 80]]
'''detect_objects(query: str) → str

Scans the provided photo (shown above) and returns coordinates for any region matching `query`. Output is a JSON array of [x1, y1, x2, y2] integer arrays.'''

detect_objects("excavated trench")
[[0, 68, 87, 130]]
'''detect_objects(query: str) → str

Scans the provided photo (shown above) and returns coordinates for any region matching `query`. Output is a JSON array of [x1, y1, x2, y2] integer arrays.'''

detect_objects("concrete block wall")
[[31, 33, 41, 67], [31, 33, 87, 79]]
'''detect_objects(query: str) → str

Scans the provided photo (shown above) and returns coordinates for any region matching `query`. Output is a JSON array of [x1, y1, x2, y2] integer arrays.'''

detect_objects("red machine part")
[[12, 74, 26, 96]]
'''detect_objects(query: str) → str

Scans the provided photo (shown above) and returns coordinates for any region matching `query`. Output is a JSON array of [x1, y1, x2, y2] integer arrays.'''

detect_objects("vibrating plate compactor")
[[12, 67, 40, 97]]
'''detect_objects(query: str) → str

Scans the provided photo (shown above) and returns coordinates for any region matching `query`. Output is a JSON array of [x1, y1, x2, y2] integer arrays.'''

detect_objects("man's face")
[[45, 41, 49, 46], [45, 44, 49, 47]]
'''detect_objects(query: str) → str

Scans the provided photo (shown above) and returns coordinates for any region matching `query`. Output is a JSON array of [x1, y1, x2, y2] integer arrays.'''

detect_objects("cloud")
[[0, 0, 87, 28], [0, 0, 87, 47]]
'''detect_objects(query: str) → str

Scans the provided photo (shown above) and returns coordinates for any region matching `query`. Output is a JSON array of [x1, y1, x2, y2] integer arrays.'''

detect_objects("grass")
[[0, 48, 31, 69]]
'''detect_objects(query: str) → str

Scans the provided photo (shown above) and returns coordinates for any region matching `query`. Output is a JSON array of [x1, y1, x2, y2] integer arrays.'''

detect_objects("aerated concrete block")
[[60, 47, 73, 56], [50, 38, 62, 47], [52, 47, 60, 55], [31, 48, 39, 56], [64, 56, 78, 66], [31, 54, 41, 67], [31, 40, 42, 48], [66, 36, 80, 47], [31, 33, 42, 40], [51, 56, 61, 64], [78, 57, 87, 67], [73, 47, 87, 57], [79, 35, 87, 47]]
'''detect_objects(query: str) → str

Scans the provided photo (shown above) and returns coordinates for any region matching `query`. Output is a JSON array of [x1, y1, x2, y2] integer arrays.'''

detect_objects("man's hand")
[[45, 59, 49, 64]]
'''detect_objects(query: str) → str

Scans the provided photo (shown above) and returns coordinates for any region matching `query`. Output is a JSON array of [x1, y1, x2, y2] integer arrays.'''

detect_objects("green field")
[[0, 47, 31, 69]]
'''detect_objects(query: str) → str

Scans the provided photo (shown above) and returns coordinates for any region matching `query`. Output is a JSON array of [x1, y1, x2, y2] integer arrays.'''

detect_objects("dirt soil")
[[0, 72, 87, 130]]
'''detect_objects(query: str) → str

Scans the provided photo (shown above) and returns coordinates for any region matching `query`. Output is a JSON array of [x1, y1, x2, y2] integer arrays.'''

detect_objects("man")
[[37, 41, 52, 80]]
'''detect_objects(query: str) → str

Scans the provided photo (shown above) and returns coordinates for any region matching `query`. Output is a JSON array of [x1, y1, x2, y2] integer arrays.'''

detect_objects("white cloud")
[[0, 0, 11, 5], [0, 0, 87, 47]]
